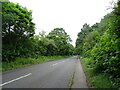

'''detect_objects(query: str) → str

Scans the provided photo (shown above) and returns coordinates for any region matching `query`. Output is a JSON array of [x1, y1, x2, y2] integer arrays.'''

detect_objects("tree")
[[47, 28, 74, 55], [2, 2, 35, 61], [75, 0, 120, 78], [75, 23, 93, 55]]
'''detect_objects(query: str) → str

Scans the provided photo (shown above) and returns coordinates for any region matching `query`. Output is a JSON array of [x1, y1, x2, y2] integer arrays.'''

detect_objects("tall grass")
[[2, 56, 70, 71], [80, 57, 120, 88]]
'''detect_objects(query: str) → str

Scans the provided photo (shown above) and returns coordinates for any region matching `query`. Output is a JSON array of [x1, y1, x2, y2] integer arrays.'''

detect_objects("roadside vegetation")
[[2, 2, 75, 71], [75, 1, 120, 88], [80, 57, 119, 88]]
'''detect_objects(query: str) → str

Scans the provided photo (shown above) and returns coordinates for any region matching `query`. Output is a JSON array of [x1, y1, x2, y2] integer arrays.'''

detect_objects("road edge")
[[72, 57, 89, 88]]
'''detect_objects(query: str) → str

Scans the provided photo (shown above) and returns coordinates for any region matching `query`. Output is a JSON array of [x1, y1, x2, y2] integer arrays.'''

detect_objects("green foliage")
[[75, 0, 120, 87], [80, 57, 120, 88], [75, 24, 93, 55], [47, 28, 74, 55], [2, 2, 75, 63], [2, 2, 35, 61]]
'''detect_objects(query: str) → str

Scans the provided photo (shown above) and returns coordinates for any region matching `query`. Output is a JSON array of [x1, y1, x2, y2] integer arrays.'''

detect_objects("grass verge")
[[80, 57, 120, 88], [2, 56, 70, 71]]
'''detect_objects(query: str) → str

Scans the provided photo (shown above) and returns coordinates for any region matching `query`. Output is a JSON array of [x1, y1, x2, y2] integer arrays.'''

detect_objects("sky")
[[9, 0, 116, 46]]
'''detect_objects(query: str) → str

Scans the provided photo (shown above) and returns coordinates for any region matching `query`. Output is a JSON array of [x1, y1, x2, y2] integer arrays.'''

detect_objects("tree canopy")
[[2, 2, 35, 61], [47, 28, 74, 55], [75, 0, 120, 78], [2, 2, 74, 62]]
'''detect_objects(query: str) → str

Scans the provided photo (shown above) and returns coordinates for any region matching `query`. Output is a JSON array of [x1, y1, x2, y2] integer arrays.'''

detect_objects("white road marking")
[[51, 61, 66, 67], [52, 63, 58, 66], [0, 73, 32, 86]]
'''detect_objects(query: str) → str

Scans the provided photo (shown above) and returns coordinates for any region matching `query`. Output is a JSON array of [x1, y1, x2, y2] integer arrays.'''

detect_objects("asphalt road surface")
[[2, 56, 79, 88]]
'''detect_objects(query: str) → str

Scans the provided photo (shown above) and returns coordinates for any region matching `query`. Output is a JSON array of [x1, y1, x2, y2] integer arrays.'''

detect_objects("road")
[[2, 56, 79, 88]]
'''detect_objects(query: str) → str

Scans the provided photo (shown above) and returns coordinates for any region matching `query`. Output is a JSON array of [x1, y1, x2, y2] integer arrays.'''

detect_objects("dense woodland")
[[76, 0, 120, 85], [2, 2, 74, 62]]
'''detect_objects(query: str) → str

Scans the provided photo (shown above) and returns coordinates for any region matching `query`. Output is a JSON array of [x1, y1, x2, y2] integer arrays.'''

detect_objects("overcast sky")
[[10, 0, 116, 46]]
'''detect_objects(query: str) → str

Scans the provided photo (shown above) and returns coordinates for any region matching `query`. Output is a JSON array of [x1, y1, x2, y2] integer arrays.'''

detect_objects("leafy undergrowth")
[[2, 56, 70, 71], [80, 57, 120, 88]]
